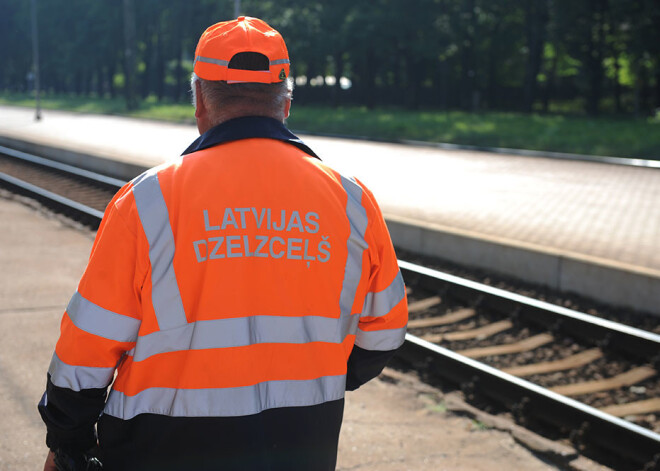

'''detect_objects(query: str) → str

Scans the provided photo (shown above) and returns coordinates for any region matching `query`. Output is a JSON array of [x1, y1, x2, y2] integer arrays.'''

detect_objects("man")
[[39, 16, 407, 471]]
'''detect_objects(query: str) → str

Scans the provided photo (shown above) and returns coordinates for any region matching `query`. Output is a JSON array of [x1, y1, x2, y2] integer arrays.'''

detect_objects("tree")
[[2, 0, 658, 115], [122, 0, 138, 110], [523, 0, 549, 112]]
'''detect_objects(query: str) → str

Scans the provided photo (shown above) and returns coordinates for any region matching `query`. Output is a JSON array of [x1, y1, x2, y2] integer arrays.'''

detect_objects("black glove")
[[54, 449, 103, 471]]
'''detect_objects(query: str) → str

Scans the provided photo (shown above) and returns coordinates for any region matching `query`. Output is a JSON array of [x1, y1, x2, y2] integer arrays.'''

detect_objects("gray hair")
[[190, 73, 293, 116]]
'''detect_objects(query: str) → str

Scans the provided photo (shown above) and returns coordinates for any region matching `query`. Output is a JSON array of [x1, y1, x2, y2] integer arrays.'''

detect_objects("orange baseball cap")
[[193, 16, 290, 84]]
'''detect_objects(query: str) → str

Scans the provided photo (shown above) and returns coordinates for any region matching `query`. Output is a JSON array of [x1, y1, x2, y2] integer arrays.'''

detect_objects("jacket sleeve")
[[38, 185, 143, 452], [38, 375, 108, 452], [346, 180, 408, 391]]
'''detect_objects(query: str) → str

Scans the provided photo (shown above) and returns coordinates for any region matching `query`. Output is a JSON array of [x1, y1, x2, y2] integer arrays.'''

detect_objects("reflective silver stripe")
[[361, 271, 405, 318], [48, 352, 115, 391], [129, 314, 360, 362], [104, 375, 346, 419], [132, 171, 187, 330], [195, 56, 288, 68], [355, 326, 407, 351], [195, 55, 229, 67], [66, 291, 140, 343], [338, 176, 369, 319]]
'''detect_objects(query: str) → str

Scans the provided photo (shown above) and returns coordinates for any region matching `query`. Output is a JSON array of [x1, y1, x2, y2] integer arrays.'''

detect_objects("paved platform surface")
[[0, 106, 658, 313], [0, 194, 570, 470], [1, 106, 658, 272]]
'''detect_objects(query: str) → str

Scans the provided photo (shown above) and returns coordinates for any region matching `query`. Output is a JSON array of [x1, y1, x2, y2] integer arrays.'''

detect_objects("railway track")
[[0, 146, 122, 225], [1, 145, 659, 470], [399, 261, 660, 470]]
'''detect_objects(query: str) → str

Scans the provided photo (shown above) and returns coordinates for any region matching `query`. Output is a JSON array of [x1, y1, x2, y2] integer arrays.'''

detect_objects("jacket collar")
[[182, 116, 320, 160]]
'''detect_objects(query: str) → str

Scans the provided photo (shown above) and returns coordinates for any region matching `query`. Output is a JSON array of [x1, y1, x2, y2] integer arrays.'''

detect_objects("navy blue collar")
[[182, 116, 320, 160]]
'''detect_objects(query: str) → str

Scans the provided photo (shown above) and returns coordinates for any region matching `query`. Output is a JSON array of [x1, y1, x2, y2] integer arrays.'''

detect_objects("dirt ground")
[[339, 372, 556, 471], [0, 195, 607, 471]]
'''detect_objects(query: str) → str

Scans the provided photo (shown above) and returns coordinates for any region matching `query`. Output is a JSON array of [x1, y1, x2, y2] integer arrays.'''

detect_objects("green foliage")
[[1, 0, 658, 115], [426, 402, 448, 414], [471, 419, 491, 431]]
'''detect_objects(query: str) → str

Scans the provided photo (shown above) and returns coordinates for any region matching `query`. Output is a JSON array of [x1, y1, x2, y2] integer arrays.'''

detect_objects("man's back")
[[38, 18, 407, 471]]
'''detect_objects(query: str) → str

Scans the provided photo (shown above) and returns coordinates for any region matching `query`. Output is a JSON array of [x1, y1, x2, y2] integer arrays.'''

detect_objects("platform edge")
[[385, 214, 660, 316]]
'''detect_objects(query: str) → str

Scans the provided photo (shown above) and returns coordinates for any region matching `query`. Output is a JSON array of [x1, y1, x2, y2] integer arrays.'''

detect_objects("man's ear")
[[194, 81, 206, 120], [194, 80, 213, 135], [284, 97, 291, 120]]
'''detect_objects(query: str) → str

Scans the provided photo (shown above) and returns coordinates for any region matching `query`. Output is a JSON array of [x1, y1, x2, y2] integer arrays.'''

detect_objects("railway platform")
[[0, 193, 577, 471], [0, 105, 658, 315]]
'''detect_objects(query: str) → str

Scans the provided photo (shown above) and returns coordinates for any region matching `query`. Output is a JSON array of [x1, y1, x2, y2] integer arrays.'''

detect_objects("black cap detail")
[[228, 52, 270, 71]]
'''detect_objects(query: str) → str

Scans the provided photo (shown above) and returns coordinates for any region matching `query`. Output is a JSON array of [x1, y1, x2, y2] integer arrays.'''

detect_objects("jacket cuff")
[[346, 345, 399, 391], [38, 374, 107, 453]]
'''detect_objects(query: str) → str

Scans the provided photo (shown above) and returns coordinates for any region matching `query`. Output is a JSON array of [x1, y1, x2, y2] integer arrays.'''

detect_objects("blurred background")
[[1, 0, 659, 158]]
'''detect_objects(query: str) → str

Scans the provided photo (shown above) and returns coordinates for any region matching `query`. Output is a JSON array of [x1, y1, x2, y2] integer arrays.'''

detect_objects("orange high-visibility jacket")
[[41, 117, 407, 465]]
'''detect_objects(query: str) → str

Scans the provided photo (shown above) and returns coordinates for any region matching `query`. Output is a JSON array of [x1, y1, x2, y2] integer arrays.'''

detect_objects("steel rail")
[[0, 172, 104, 224], [0, 145, 124, 227], [398, 260, 660, 468], [0, 145, 126, 188], [398, 260, 660, 361], [399, 334, 660, 468]]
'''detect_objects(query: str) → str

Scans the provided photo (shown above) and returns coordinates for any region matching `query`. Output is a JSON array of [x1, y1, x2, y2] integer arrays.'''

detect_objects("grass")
[[0, 93, 197, 124], [289, 106, 660, 159], [2, 92, 659, 159], [471, 419, 492, 431]]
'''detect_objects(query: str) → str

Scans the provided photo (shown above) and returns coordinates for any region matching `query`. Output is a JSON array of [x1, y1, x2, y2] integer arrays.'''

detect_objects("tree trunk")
[[156, 52, 164, 102], [142, 29, 152, 99], [654, 66, 660, 111], [585, 0, 605, 115], [404, 53, 422, 110], [633, 60, 641, 117], [151, 22, 161, 101], [438, 60, 448, 110], [613, 54, 622, 114], [542, 48, 557, 113], [107, 63, 116, 99], [364, 49, 377, 109], [459, 0, 476, 110], [332, 52, 344, 107], [523, 0, 549, 113], [154, 17, 165, 102], [640, 64, 650, 115], [175, 1, 191, 103], [486, 17, 503, 110], [122, 0, 138, 110], [176, 42, 184, 102]]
